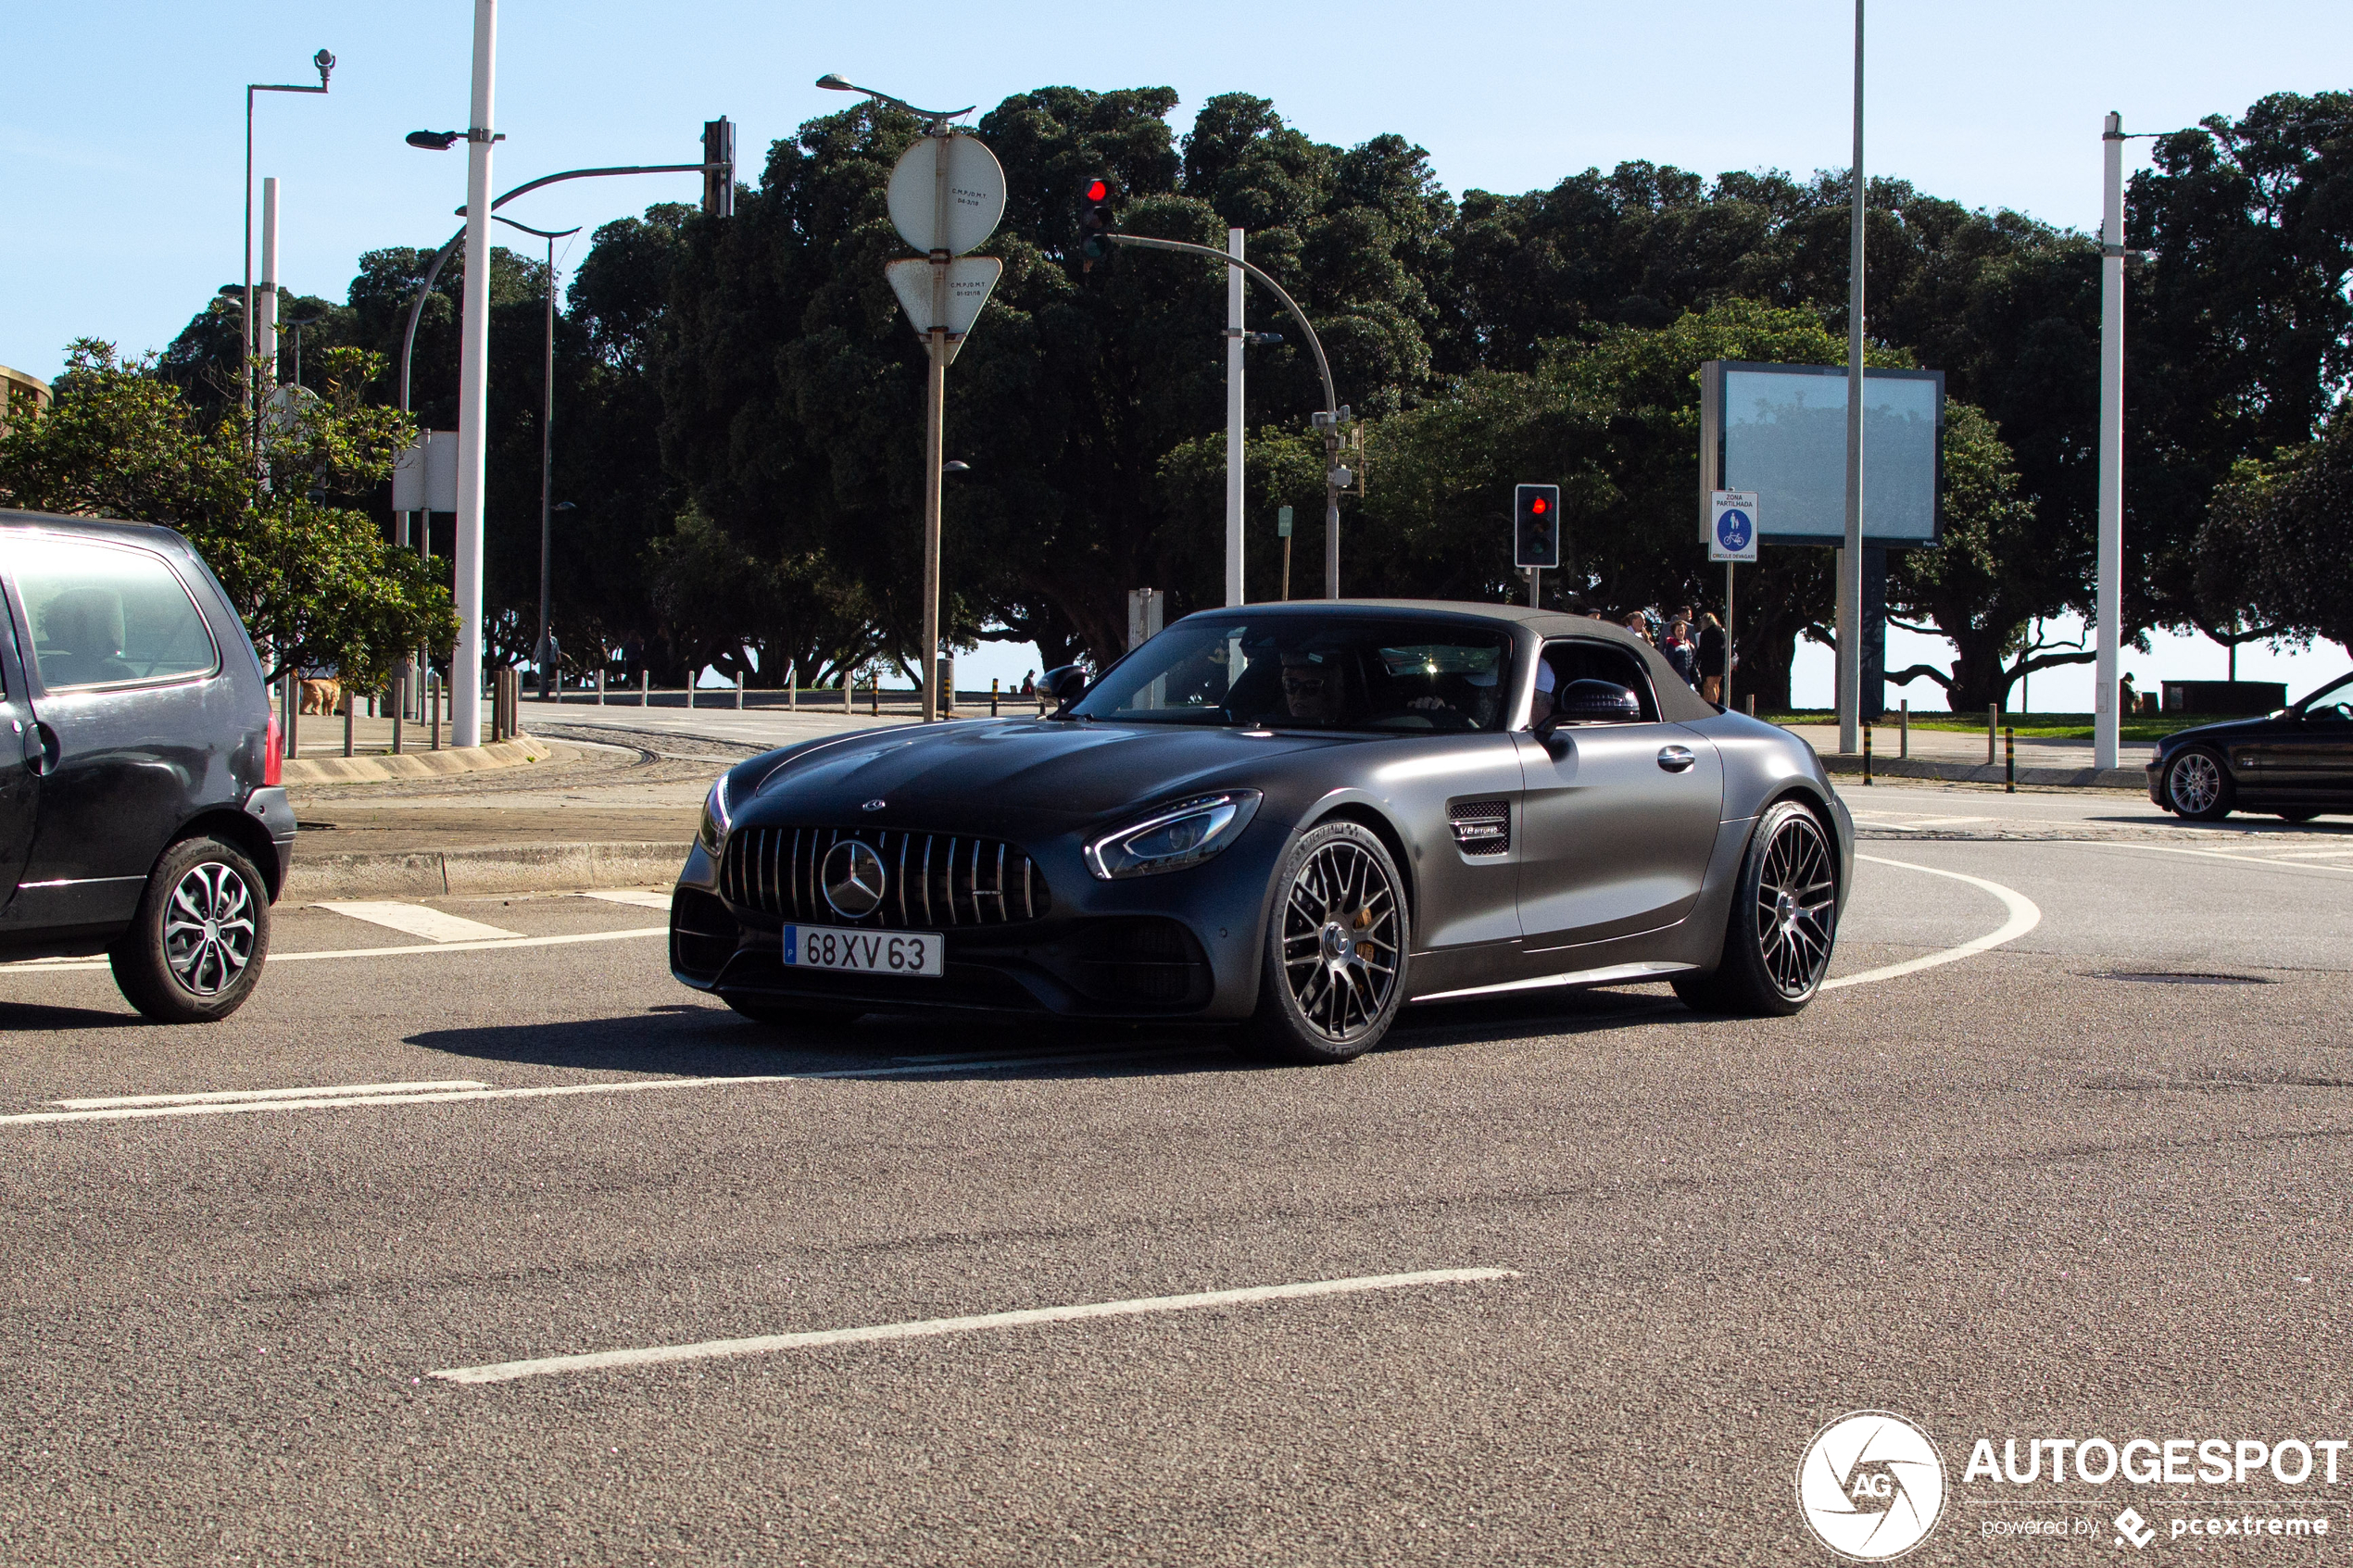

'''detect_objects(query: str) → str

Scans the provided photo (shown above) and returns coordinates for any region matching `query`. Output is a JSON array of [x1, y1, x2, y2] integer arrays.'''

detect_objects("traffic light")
[[1077, 175, 1116, 270], [1514, 483, 1561, 569], [701, 117, 736, 219]]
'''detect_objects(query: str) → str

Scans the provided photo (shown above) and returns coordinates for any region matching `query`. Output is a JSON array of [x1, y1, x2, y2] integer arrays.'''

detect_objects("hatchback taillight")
[[264, 715, 283, 786]]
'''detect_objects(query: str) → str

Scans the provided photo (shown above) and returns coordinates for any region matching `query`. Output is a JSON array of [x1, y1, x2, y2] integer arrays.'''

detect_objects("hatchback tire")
[[111, 836, 271, 1023]]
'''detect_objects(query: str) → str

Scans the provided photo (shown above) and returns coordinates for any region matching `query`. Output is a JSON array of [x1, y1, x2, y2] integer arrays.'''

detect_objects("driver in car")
[[1279, 650, 1349, 724]]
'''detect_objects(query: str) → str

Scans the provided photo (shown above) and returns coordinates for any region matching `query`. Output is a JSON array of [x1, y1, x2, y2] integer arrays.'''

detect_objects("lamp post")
[[492, 214, 581, 700], [1105, 232, 1349, 597], [396, 132, 734, 737], [245, 49, 333, 446], [283, 312, 326, 389]]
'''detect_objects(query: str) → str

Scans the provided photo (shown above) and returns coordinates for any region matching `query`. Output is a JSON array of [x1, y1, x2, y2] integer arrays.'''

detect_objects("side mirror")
[[1041, 664, 1089, 707]]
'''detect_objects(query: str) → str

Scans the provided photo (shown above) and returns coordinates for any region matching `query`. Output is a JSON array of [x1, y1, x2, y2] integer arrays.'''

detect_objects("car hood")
[[2156, 714, 2281, 753], [738, 719, 1349, 834]]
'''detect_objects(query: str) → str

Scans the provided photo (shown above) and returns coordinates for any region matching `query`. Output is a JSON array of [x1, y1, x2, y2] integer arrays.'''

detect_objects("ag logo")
[[1796, 1411, 1945, 1561]]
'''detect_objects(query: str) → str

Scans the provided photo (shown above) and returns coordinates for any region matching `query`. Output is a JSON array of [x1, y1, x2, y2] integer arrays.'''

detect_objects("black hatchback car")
[[0, 511, 295, 1020], [2148, 670, 2353, 822]]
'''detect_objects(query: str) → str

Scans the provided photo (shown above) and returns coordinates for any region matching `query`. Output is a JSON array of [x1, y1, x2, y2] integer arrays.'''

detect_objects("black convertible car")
[[2148, 670, 2353, 822], [670, 602, 1854, 1063]]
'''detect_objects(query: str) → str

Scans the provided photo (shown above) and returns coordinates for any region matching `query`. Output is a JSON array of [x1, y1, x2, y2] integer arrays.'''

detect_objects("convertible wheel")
[[724, 995, 862, 1028], [1237, 821, 1409, 1065], [110, 836, 271, 1023], [1672, 800, 1836, 1018], [2164, 747, 2235, 822]]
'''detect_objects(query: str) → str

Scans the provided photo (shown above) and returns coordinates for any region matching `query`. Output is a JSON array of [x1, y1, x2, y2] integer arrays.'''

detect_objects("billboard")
[[1698, 361, 1944, 546]]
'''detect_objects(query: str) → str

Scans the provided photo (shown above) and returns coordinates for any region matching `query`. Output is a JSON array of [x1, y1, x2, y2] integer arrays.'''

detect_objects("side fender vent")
[[1448, 798, 1511, 856]]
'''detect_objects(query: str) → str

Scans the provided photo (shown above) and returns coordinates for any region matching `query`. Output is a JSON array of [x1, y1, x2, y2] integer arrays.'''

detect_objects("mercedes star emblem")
[[822, 838, 887, 920]]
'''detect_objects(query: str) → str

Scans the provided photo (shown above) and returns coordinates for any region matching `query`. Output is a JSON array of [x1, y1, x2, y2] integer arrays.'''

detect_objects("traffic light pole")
[[1108, 233, 1345, 598]]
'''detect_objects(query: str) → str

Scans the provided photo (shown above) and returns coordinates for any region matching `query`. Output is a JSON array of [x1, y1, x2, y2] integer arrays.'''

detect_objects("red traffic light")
[[1084, 178, 1110, 203], [1529, 496, 1548, 515]]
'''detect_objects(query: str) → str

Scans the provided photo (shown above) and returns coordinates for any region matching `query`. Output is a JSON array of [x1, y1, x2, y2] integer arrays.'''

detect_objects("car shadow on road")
[[405, 1001, 1241, 1082], [0, 999, 142, 1031]]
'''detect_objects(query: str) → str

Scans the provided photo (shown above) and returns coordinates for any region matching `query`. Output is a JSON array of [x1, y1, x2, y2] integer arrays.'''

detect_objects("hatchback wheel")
[[1236, 821, 1408, 1065], [2164, 747, 2235, 822], [111, 836, 271, 1023]]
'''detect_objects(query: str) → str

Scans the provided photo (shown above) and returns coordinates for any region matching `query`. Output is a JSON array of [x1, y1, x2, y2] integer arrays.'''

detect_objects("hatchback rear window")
[[11, 536, 219, 690]]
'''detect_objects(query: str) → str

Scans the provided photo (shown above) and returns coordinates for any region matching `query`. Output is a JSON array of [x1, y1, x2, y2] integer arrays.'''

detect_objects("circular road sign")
[[1716, 507, 1754, 553], [887, 133, 1006, 257]]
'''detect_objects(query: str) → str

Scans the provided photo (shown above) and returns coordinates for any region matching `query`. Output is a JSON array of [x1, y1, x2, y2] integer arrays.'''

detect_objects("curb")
[[1817, 752, 2147, 792], [284, 839, 686, 901], [283, 734, 551, 786]]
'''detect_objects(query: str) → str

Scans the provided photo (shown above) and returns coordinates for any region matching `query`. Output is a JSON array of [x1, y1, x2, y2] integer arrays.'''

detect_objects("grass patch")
[[1761, 709, 2256, 742]]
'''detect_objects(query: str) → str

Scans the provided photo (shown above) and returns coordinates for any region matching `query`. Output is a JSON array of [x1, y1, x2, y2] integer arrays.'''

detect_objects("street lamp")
[[493, 212, 584, 700], [283, 312, 326, 389], [245, 49, 333, 445], [814, 73, 974, 130]]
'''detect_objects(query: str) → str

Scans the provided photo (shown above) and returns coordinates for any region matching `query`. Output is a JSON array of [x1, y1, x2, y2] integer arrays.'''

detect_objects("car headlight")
[[1083, 791, 1261, 880], [698, 774, 733, 855]]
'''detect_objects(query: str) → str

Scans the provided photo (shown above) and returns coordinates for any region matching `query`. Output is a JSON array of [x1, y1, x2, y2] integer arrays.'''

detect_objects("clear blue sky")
[[5, 1, 2348, 702]]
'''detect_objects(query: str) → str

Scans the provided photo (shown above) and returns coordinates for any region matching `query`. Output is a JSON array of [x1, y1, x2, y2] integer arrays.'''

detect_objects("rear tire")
[[1672, 801, 1836, 1018], [1234, 821, 1409, 1065], [2164, 747, 2235, 822], [110, 836, 271, 1023], [724, 995, 862, 1028]]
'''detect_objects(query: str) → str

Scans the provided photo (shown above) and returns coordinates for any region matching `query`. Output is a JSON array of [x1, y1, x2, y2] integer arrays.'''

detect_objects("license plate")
[[783, 924, 944, 978]]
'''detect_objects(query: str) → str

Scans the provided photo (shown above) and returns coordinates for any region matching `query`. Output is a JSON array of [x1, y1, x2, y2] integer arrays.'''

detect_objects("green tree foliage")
[[0, 340, 454, 690], [2205, 403, 2353, 653]]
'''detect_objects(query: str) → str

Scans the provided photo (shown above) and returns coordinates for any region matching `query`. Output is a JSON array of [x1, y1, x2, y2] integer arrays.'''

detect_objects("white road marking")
[[1, 925, 669, 974], [581, 890, 673, 909], [2078, 841, 2353, 877], [49, 1080, 487, 1110], [0, 1049, 1202, 1127], [317, 901, 523, 943], [429, 1267, 1522, 1385], [1822, 854, 2043, 991]]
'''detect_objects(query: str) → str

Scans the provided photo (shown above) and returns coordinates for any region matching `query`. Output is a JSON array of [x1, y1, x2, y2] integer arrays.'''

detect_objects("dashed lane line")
[[429, 1267, 1521, 1386], [49, 1080, 489, 1110]]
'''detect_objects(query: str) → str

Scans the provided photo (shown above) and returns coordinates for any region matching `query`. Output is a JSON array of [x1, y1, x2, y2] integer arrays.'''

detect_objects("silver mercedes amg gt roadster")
[[670, 601, 1853, 1064]]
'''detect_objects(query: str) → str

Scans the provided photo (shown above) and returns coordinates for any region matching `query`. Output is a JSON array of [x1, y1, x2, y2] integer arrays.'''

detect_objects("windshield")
[[1068, 616, 1516, 732]]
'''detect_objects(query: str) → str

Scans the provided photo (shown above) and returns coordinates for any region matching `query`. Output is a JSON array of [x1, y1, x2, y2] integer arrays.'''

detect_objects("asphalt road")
[[2, 781, 2349, 1566]]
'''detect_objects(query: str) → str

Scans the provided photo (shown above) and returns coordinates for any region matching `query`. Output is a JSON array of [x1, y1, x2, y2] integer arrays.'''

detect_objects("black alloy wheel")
[[1238, 820, 1408, 1064], [111, 836, 271, 1023], [1673, 800, 1837, 1017], [2164, 746, 2235, 822]]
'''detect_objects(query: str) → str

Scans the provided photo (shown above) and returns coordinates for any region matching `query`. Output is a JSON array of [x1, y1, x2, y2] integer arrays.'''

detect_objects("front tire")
[[2164, 747, 2235, 822], [1673, 801, 1837, 1018], [1236, 821, 1409, 1065], [110, 836, 271, 1023]]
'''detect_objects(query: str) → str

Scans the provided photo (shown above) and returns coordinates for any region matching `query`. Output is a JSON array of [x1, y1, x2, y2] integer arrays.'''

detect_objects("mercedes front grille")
[[721, 826, 1050, 928]]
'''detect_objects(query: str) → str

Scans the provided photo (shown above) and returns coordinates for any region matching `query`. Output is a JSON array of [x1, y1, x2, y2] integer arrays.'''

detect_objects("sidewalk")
[[1785, 722, 2155, 791]]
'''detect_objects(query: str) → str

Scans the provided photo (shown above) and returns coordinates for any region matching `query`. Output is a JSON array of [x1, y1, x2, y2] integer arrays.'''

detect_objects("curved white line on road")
[[1821, 853, 2042, 992]]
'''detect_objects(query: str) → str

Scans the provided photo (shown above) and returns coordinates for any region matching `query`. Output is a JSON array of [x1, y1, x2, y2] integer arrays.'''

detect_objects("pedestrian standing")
[[1697, 612, 1728, 706], [1662, 620, 1699, 687], [1623, 612, 1654, 644]]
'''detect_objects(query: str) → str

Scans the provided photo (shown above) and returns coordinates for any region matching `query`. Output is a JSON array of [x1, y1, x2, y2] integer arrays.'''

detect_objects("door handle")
[[1656, 745, 1696, 773], [26, 721, 59, 776]]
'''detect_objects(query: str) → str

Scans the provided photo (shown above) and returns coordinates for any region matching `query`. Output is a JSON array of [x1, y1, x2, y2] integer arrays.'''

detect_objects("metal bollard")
[[1900, 698, 1910, 759], [735, 675, 743, 710], [1746, 694, 1755, 717], [991, 677, 1000, 718], [597, 669, 605, 706], [685, 675, 694, 710], [391, 674, 405, 757], [1987, 704, 1999, 765], [787, 666, 797, 712], [2005, 726, 2016, 793], [640, 671, 649, 708], [1862, 725, 1873, 785], [431, 673, 442, 751], [870, 684, 879, 718], [343, 696, 355, 759]]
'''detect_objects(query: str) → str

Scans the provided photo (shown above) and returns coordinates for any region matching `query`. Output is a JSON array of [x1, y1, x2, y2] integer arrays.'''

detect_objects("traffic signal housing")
[[1515, 483, 1561, 569], [702, 118, 735, 218], [1077, 175, 1116, 270]]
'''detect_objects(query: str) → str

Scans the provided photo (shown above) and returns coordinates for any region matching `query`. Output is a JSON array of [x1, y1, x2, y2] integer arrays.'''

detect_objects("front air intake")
[[721, 826, 1049, 928]]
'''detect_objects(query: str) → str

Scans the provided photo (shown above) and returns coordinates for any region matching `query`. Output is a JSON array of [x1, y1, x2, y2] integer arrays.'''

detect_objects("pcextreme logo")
[[1797, 1411, 1948, 1561]]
